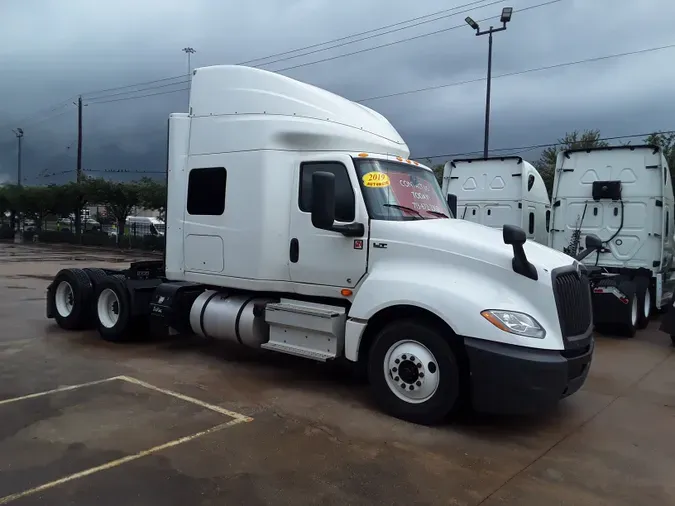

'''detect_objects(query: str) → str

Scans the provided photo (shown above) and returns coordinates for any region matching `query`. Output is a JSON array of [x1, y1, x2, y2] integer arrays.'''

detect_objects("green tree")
[[137, 177, 167, 218], [21, 186, 59, 230], [644, 132, 675, 179], [533, 129, 609, 196], [51, 182, 88, 223], [432, 164, 444, 186], [85, 179, 140, 236]]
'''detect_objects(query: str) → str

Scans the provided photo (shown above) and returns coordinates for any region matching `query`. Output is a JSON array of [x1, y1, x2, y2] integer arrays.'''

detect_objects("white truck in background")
[[441, 157, 551, 245], [46, 65, 595, 425], [549, 145, 675, 337], [125, 216, 165, 237]]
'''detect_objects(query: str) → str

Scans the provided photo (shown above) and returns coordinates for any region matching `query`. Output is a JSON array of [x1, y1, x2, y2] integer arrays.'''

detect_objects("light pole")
[[12, 128, 23, 187], [182, 47, 196, 107], [182, 47, 196, 76], [465, 7, 513, 159]]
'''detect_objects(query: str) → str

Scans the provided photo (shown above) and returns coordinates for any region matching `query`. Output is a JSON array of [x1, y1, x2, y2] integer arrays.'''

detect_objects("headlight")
[[480, 310, 546, 339]]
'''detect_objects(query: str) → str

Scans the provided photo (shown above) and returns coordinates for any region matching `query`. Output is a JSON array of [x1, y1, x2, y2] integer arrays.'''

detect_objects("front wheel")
[[367, 320, 461, 425]]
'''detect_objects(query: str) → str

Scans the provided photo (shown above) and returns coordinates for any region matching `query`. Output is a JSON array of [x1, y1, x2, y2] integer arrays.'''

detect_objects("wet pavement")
[[0, 242, 674, 505]]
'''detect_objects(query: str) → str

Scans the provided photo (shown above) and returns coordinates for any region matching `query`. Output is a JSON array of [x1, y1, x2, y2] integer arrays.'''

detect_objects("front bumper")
[[464, 335, 594, 415]]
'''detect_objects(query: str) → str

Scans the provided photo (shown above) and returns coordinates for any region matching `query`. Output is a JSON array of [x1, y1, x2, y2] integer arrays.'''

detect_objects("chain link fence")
[[0, 216, 165, 252]]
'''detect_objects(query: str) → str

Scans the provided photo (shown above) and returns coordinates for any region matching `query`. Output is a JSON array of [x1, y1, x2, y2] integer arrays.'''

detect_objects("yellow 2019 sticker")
[[362, 171, 390, 188]]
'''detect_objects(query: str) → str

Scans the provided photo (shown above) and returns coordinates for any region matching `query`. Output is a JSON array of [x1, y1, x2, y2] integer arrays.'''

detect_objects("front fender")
[[346, 259, 565, 361]]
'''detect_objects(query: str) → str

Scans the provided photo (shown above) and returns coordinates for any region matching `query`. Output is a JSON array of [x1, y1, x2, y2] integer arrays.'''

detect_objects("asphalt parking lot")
[[1, 242, 674, 506]]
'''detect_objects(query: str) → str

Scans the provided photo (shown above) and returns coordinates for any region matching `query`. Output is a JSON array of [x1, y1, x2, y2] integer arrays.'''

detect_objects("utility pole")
[[465, 7, 513, 158], [10, 128, 23, 232], [76, 95, 83, 182], [73, 95, 84, 240], [182, 47, 196, 107], [12, 128, 23, 187]]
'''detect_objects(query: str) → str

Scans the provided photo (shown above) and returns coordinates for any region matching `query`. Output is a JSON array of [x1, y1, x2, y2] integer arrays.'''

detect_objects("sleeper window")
[[529, 212, 535, 234], [187, 167, 227, 216], [299, 162, 355, 222]]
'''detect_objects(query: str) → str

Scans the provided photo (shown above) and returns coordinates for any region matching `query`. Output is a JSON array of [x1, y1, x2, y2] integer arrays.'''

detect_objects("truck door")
[[289, 156, 368, 288]]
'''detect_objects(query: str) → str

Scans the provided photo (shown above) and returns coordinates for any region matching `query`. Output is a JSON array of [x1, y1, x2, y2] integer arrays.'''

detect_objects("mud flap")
[[46, 282, 55, 319], [659, 299, 675, 336], [591, 278, 634, 326]]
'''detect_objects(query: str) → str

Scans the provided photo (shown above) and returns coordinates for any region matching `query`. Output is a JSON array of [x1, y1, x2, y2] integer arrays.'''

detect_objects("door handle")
[[290, 238, 299, 263]]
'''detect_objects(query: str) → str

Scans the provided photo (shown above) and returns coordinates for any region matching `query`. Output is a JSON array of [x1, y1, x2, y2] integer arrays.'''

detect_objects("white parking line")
[[0, 377, 121, 406], [0, 418, 246, 505], [0, 375, 253, 504], [118, 375, 252, 422]]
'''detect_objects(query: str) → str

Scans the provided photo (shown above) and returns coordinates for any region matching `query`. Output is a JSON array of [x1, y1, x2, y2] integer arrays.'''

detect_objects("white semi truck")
[[46, 65, 594, 425], [549, 145, 675, 337], [441, 156, 551, 245]]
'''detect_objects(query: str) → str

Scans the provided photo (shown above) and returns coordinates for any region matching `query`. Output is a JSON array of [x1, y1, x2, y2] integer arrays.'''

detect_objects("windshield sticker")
[[388, 171, 446, 214], [362, 171, 391, 188]]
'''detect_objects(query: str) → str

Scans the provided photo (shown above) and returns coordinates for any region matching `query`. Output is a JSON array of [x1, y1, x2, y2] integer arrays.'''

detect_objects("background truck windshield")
[[353, 158, 451, 220]]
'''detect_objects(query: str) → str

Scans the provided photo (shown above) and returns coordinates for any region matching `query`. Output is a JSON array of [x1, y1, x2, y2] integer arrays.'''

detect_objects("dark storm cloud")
[[1, 0, 674, 179]]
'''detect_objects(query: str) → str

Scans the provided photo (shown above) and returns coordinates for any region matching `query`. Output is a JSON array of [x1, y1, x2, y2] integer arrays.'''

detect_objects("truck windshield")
[[353, 158, 452, 220]]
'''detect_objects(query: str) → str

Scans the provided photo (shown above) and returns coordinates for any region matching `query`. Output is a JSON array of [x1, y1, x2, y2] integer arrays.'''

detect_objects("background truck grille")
[[552, 268, 593, 339]]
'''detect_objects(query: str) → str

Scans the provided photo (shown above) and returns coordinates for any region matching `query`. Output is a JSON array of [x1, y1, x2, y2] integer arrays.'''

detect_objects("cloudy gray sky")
[[1, 0, 674, 182]]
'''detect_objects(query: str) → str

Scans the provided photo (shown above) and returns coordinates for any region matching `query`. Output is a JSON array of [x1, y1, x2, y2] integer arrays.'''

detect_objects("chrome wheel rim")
[[631, 295, 638, 327], [55, 281, 74, 317], [383, 340, 440, 404], [97, 288, 120, 329]]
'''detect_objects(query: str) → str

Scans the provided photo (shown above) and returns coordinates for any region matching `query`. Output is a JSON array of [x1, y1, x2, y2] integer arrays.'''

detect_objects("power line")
[[86, 40, 674, 108], [75, 0, 498, 99], [413, 130, 675, 161], [249, 0, 506, 68], [240, 0, 497, 66], [274, 0, 563, 73], [357, 42, 675, 102], [75, 0, 562, 108], [0, 98, 75, 133], [86, 87, 189, 105], [83, 79, 189, 102], [82, 74, 187, 99], [7, 0, 561, 120]]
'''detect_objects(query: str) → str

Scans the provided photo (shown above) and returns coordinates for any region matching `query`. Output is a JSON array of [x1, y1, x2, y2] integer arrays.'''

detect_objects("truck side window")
[[527, 174, 535, 191], [529, 212, 535, 234], [667, 209, 670, 237], [187, 167, 227, 215], [546, 210, 551, 233], [299, 162, 355, 222]]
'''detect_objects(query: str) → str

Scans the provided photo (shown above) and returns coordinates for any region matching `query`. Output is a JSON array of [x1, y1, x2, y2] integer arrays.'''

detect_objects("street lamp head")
[[500, 7, 513, 23], [465, 16, 479, 31]]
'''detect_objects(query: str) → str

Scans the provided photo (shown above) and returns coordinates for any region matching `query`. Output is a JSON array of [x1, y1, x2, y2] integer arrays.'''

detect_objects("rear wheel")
[[367, 319, 460, 425], [635, 278, 651, 330], [49, 268, 93, 330], [618, 280, 638, 338], [94, 275, 136, 342]]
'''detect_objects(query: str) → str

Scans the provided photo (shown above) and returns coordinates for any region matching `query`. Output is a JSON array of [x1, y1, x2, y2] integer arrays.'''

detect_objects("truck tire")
[[49, 268, 93, 330], [83, 268, 109, 324], [635, 277, 651, 330], [83, 268, 108, 289], [617, 280, 638, 338], [367, 319, 460, 425], [94, 275, 136, 342]]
